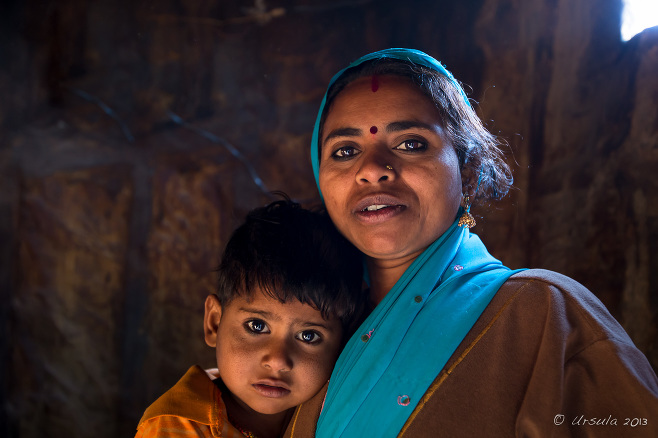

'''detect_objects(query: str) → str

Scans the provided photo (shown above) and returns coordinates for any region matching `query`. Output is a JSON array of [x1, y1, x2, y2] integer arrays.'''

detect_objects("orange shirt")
[[136, 366, 246, 438]]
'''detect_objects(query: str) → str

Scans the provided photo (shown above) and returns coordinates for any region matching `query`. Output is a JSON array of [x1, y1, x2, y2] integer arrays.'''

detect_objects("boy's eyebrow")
[[238, 307, 279, 320], [237, 306, 337, 332], [300, 321, 336, 332]]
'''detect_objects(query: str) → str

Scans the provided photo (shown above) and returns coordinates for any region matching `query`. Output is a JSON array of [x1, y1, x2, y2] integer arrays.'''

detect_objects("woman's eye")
[[394, 139, 427, 151], [246, 319, 269, 334], [331, 145, 360, 159], [296, 330, 321, 344]]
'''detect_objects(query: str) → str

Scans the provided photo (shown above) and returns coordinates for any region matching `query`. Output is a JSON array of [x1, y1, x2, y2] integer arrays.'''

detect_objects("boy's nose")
[[261, 339, 293, 372]]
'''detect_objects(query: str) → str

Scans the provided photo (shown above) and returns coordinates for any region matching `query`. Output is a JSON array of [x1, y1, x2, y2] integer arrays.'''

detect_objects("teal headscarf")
[[312, 49, 524, 437]]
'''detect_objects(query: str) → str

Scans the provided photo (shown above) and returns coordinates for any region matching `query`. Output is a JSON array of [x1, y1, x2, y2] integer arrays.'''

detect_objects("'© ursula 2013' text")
[[572, 415, 648, 427], [554, 414, 649, 427]]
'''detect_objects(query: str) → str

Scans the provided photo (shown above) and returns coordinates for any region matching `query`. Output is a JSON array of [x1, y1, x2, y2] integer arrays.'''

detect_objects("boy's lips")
[[252, 380, 291, 398]]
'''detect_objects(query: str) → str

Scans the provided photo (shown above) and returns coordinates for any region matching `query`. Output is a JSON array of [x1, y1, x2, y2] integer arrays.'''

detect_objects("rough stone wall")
[[473, 0, 658, 363], [0, 0, 656, 436]]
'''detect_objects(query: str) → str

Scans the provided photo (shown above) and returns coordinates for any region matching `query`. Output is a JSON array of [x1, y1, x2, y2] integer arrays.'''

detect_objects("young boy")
[[135, 199, 365, 438]]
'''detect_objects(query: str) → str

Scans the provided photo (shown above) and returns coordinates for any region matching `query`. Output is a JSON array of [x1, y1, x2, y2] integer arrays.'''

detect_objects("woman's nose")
[[355, 149, 396, 184], [261, 339, 294, 372]]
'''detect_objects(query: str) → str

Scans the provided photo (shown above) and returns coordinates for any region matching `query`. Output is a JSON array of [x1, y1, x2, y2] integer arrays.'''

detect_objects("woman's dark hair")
[[216, 197, 365, 338], [319, 59, 513, 203]]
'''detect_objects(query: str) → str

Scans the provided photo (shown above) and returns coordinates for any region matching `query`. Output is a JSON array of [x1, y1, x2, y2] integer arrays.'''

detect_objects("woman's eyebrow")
[[386, 120, 434, 132], [323, 127, 362, 143], [323, 121, 435, 144]]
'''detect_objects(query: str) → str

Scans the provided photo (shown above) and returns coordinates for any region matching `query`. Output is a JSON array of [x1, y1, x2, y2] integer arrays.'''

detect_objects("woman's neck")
[[366, 253, 419, 305]]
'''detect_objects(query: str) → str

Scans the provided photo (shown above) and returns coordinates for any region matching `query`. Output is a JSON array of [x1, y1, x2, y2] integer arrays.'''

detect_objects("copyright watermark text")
[[554, 414, 649, 427]]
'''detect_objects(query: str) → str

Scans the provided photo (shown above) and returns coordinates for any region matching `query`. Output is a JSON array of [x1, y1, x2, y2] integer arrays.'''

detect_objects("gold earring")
[[385, 165, 394, 170], [458, 194, 476, 228]]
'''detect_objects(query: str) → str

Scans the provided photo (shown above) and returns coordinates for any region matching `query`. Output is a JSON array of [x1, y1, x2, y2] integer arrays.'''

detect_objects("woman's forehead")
[[324, 75, 438, 125], [340, 74, 415, 95]]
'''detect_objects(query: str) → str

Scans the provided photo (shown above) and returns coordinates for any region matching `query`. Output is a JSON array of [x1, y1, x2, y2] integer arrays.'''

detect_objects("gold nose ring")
[[385, 165, 394, 170]]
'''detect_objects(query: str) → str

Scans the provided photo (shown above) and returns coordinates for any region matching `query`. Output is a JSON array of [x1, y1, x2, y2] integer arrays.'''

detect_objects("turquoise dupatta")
[[316, 220, 521, 437], [311, 49, 523, 436]]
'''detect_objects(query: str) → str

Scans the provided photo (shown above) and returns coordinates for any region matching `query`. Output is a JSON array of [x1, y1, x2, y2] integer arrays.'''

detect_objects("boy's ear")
[[204, 295, 222, 348]]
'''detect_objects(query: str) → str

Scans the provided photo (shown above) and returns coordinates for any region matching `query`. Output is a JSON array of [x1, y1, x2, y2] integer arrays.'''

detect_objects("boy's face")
[[204, 289, 343, 415]]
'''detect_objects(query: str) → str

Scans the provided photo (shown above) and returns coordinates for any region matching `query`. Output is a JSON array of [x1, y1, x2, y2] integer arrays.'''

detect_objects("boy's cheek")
[[311, 344, 342, 380]]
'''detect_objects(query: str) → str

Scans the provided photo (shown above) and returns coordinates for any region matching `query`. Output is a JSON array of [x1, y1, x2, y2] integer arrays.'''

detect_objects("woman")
[[284, 49, 658, 437]]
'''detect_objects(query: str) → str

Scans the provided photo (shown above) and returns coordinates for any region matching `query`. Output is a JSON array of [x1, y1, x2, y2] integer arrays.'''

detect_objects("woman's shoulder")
[[400, 268, 658, 437], [504, 268, 608, 310], [507, 268, 588, 291], [496, 268, 633, 347]]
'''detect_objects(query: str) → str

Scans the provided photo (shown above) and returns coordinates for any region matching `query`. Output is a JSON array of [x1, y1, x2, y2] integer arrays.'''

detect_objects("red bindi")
[[371, 75, 379, 92], [370, 126, 378, 134]]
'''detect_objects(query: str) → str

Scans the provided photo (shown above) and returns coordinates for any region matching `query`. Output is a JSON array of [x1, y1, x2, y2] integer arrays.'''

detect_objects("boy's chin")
[[232, 392, 296, 416], [250, 404, 296, 416]]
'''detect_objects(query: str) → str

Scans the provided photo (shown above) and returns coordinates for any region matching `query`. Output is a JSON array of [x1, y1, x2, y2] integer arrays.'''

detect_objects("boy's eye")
[[296, 330, 322, 344], [394, 139, 427, 151], [245, 319, 270, 334], [331, 145, 360, 160]]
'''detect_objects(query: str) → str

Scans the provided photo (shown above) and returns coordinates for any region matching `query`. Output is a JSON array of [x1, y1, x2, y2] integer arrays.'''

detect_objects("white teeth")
[[365, 204, 389, 211]]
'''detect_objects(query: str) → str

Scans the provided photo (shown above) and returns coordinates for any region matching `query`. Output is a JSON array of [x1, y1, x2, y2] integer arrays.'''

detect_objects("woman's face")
[[319, 75, 463, 264]]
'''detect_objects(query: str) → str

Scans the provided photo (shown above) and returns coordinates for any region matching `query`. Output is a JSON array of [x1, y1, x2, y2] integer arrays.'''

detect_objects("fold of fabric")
[[316, 221, 523, 437], [311, 48, 470, 197]]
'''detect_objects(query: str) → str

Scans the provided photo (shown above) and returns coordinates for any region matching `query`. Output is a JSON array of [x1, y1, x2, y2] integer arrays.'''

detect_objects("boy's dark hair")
[[216, 197, 365, 337]]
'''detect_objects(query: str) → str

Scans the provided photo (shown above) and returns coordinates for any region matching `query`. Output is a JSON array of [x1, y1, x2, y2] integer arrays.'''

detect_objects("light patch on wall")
[[621, 0, 658, 41]]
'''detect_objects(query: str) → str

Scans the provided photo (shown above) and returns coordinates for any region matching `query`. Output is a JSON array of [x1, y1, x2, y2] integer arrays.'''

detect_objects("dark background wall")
[[1, 0, 656, 436]]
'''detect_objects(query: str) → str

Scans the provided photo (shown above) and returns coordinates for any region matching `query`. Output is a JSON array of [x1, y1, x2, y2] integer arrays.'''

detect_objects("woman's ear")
[[460, 163, 477, 197], [204, 295, 222, 348]]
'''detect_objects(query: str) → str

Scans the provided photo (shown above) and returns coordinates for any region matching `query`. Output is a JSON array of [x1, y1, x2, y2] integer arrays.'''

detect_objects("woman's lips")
[[356, 205, 405, 222], [252, 382, 291, 398], [353, 194, 407, 223]]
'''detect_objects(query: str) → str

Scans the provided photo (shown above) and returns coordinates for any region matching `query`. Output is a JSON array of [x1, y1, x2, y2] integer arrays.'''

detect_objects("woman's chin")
[[358, 239, 425, 265]]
